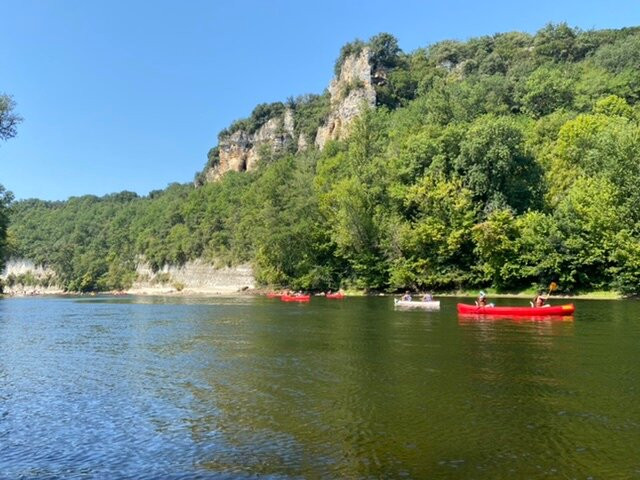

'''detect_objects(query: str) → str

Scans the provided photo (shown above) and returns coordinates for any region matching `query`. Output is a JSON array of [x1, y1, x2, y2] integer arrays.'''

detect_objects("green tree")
[[0, 94, 21, 280], [390, 176, 476, 289], [552, 177, 624, 290], [0, 94, 22, 141], [455, 115, 543, 214], [0, 185, 14, 274], [520, 66, 574, 117], [533, 23, 578, 62], [369, 32, 402, 70]]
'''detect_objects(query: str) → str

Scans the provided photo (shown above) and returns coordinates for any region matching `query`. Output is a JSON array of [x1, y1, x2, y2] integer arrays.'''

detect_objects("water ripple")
[[0, 296, 639, 478]]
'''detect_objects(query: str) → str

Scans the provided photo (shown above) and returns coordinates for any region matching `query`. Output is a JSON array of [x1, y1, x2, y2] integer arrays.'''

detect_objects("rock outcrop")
[[131, 260, 255, 294], [204, 109, 295, 183], [1, 258, 62, 296], [201, 48, 377, 182], [315, 48, 376, 149]]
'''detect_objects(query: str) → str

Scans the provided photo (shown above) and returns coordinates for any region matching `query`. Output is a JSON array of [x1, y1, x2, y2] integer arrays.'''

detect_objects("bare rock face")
[[1, 258, 61, 295], [297, 133, 308, 152], [315, 48, 376, 149], [132, 260, 255, 294], [202, 48, 377, 182], [205, 109, 295, 182]]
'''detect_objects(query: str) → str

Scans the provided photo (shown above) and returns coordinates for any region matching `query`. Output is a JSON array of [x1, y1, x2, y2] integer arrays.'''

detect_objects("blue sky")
[[1, 0, 638, 200]]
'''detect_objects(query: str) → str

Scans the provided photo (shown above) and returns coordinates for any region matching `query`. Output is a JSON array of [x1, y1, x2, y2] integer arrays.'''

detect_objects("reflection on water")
[[0, 296, 639, 478]]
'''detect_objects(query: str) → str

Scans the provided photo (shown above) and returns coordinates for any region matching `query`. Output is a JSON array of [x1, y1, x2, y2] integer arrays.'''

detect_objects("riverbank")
[[1, 286, 626, 300], [435, 289, 623, 300]]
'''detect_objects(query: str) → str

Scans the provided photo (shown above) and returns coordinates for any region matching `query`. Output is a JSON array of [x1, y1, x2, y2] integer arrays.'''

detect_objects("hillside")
[[5, 24, 640, 295]]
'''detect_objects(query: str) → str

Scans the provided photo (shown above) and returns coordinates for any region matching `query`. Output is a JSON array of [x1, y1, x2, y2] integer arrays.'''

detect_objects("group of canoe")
[[267, 291, 344, 302], [395, 296, 575, 316], [266, 291, 575, 316]]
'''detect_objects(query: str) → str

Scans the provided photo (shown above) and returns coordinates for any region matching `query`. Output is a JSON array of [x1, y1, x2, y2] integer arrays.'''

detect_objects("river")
[[0, 296, 638, 478]]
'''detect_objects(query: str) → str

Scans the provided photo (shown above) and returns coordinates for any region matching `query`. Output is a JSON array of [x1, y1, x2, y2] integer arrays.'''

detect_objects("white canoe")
[[394, 299, 440, 309]]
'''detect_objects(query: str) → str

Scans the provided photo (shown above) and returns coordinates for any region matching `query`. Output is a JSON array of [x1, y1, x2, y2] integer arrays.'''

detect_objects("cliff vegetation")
[[5, 25, 640, 295]]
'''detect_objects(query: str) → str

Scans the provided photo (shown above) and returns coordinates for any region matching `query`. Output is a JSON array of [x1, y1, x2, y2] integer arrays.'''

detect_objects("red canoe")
[[457, 303, 575, 316], [326, 293, 345, 299], [266, 292, 282, 298], [281, 295, 311, 302]]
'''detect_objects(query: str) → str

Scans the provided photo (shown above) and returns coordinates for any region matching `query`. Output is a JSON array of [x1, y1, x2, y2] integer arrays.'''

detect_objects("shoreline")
[[1, 287, 628, 300]]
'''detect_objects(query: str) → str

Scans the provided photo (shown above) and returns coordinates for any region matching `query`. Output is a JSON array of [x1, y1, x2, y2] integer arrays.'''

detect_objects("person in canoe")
[[476, 291, 494, 307], [401, 291, 412, 301], [422, 292, 433, 302], [532, 291, 549, 307]]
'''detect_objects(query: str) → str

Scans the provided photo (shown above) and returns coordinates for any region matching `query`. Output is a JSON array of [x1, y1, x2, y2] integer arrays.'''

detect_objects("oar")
[[546, 282, 558, 299]]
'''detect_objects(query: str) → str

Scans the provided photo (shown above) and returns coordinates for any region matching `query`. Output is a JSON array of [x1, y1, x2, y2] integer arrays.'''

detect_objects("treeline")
[[7, 24, 640, 295], [1, 93, 22, 278]]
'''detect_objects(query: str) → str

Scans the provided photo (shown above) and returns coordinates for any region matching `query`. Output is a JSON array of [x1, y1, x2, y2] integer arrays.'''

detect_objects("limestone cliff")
[[204, 109, 295, 183], [315, 47, 377, 149], [1, 258, 62, 295], [131, 260, 255, 294], [199, 48, 377, 183]]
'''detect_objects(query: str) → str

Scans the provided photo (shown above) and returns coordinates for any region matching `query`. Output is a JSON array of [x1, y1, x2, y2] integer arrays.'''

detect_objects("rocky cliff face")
[[201, 49, 377, 182], [204, 109, 295, 182], [131, 260, 255, 294], [1, 258, 62, 295], [315, 48, 376, 149]]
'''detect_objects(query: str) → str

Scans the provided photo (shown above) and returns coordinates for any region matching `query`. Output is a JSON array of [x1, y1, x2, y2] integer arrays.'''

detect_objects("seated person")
[[422, 292, 433, 302], [476, 291, 493, 307], [532, 291, 549, 307], [401, 291, 412, 301]]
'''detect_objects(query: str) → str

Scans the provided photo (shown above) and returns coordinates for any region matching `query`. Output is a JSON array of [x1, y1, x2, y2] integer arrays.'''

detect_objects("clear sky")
[[1, 0, 638, 200]]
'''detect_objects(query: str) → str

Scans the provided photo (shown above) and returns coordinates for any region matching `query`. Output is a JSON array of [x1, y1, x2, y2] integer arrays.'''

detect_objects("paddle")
[[546, 281, 558, 299]]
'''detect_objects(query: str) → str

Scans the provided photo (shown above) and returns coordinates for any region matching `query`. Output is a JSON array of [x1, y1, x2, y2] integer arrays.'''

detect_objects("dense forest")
[[4, 24, 640, 295]]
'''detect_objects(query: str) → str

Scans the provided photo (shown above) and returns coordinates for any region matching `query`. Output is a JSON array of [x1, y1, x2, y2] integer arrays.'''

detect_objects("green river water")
[[0, 295, 638, 479]]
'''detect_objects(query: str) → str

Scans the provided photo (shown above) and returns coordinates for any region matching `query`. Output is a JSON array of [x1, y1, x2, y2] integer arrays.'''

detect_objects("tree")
[[390, 175, 476, 289], [552, 177, 624, 290], [0, 185, 14, 274], [0, 94, 22, 141], [520, 66, 575, 117], [0, 94, 21, 280], [455, 115, 544, 215], [533, 23, 578, 62], [369, 32, 402, 70]]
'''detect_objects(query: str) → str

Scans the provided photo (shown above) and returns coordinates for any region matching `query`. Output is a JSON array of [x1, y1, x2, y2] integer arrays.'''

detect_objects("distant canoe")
[[281, 294, 311, 302], [394, 299, 440, 309], [456, 303, 575, 316], [266, 292, 282, 298], [326, 293, 345, 299]]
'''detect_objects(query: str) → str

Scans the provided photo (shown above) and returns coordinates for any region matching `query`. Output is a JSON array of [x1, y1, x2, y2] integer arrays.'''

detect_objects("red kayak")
[[281, 294, 311, 302], [266, 292, 282, 298], [326, 293, 345, 299], [457, 303, 575, 316]]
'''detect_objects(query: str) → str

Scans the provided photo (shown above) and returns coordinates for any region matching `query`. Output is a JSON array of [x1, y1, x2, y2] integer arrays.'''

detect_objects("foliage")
[[334, 39, 366, 75], [455, 116, 543, 214], [218, 102, 286, 139], [0, 185, 15, 273], [290, 93, 331, 145], [7, 26, 640, 295], [0, 94, 20, 275], [0, 94, 22, 141], [368, 33, 402, 71], [519, 65, 575, 117]]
